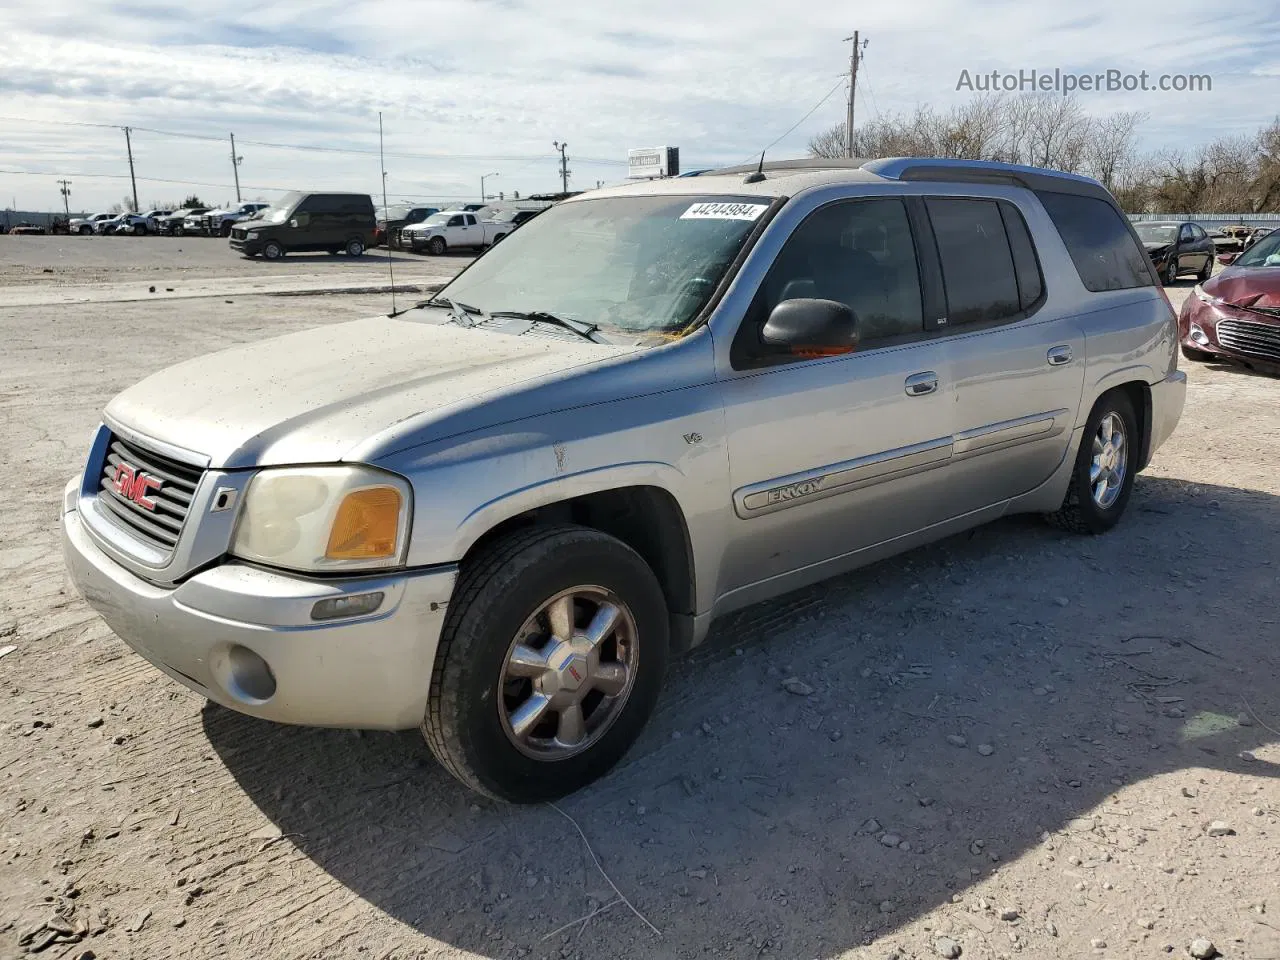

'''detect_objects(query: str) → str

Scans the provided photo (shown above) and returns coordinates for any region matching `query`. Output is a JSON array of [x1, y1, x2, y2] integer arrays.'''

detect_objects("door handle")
[[904, 371, 939, 397], [1047, 345, 1073, 366]]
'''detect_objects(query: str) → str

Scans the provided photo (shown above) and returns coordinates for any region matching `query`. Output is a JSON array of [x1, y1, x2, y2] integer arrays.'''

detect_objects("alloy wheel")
[[1089, 413, 1128, 509], [497, 585, 639, 760]]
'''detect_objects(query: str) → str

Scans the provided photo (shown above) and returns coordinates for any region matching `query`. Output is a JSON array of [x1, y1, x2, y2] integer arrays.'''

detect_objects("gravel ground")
[[1, 269, 1278, 960]]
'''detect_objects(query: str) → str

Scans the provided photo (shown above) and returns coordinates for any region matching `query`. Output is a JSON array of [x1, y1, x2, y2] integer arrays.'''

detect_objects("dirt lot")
[[1, 265, 1278, 960]]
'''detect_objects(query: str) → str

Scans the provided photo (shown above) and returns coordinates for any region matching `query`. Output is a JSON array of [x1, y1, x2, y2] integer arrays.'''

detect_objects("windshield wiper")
[[490, 310, 605, 343], [394, 296, 483, 324]]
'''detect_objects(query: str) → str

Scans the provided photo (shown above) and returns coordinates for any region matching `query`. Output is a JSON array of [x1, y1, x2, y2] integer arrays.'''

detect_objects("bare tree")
[[1085, 111, 1146, 192]]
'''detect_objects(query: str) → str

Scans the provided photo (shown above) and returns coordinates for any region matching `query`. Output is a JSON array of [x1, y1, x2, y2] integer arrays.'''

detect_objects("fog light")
[[311, 591, 385, 621], [1190, 324, 1210, 346]]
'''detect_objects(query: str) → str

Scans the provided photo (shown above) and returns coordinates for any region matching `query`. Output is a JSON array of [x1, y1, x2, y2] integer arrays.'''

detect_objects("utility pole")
[[481, 172, 499, 202], [122, 126, 139, 212], [844, 32, 867, 158], [553, 141, 570, 194], [57, 179, 72, 218], [230, 133, 243, 203]]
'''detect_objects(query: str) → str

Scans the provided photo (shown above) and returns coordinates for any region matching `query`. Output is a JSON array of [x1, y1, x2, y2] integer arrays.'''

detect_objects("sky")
[[0, 0, 1276, 214]]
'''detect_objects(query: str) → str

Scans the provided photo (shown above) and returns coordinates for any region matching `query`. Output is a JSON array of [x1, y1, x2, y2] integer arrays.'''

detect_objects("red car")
[[1179, 229, 1280, 373]]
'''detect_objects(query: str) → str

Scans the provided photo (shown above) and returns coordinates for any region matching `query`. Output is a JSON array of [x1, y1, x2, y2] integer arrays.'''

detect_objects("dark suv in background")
[[230, 192, 376, 260]]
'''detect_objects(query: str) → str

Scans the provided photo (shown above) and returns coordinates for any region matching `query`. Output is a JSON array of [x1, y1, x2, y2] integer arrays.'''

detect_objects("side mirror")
[[289, 219, 299, 229], [761, 298, 858, 358]]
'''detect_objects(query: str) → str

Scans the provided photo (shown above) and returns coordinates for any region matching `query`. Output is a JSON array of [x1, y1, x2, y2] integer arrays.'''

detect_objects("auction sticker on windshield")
[[680, 201, 770, 221]]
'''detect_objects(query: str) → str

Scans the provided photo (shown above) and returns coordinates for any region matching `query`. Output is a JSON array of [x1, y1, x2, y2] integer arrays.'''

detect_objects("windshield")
[[1236, 230, 1280, 267], [434, 195, 774, 338], [378, 204, 413, 220], [261, 191, 302, 224], [1134, 223, 1178, 244], [420, 213, 452, 227]]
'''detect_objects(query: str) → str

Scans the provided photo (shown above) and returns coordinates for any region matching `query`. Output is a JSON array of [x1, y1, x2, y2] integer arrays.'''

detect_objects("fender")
[[449, 459, 689, 563], [1080, 362, 1155, 426]]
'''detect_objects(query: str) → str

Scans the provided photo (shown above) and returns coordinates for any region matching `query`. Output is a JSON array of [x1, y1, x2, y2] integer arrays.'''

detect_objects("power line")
[[0, 114, 628, 165], [749, 77, 847, 162], [0, 167, 490, 201]]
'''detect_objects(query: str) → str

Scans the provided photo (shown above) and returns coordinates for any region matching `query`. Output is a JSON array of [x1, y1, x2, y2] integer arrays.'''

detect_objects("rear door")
[[927, 193, 1084, 514]]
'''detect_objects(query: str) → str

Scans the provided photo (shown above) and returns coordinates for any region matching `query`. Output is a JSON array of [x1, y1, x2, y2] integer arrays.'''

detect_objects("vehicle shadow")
[[204, 474, 1280, 959], [235, 250, 434, 267]]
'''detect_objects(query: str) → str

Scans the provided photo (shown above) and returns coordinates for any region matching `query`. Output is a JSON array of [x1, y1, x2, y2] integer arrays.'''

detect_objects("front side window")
[[1179, 224, 1195, 242], [447, 215, 464, 227], [1039, 192, 1154, 291], [434, 194, 774, 339], [756, 198, 924, 344], [926, 198, 1020, 326]]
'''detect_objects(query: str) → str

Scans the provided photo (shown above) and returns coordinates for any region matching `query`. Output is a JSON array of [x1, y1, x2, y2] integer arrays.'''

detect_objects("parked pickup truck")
[[62, 157, 1186, 803], [203, 202, 270, 237], [399, 210, 512, 254]]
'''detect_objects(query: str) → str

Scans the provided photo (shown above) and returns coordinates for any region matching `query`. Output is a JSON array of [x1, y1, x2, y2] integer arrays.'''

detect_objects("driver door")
[[717, 197, 956, 596]]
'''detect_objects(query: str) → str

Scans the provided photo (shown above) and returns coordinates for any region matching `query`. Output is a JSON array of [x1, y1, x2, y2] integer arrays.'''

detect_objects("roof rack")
[[863, 157, 1102, 190]]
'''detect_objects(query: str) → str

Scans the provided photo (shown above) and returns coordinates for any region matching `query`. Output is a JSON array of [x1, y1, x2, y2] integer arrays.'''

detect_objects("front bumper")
[[229, 234, 264, 254], [1180, 296, 1280, 371], [62, 483, 457, 730]]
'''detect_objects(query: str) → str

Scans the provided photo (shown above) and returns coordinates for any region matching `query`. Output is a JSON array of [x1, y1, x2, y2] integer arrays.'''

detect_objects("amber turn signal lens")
[[325, 486, 402, 561]]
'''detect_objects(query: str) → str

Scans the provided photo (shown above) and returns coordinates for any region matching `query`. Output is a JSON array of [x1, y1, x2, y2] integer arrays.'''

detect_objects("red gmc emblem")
[[112, 463, 162, 511], [567, 665, 583, 683]]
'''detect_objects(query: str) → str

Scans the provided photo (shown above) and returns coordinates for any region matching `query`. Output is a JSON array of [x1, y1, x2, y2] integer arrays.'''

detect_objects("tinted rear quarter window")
[[925, 198, 1020, 326], [1035, 191, 1153, 292], [997, 201, 1044, 311]]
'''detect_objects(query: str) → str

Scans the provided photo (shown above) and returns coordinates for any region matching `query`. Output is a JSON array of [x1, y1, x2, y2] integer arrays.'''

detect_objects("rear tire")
[[1045, 391, 1138, 535], [261, 240, 285, 260], [427, 236, 446, 256], [1197, 256, 1213, 282], [345, 238, 365, 257], [422, 525, 670, 803]]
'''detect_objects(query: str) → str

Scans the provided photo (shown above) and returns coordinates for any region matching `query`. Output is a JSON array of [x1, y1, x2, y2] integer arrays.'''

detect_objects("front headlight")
[[231, 466, 412, 573], [1193, 284, 1224, 306]]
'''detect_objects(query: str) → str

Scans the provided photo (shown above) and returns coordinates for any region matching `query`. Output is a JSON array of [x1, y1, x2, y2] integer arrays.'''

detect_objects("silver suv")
[[61, 157, 1186, 801]]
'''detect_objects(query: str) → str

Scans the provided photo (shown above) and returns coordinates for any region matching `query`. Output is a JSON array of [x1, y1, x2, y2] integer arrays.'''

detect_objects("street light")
[[481, 172, 499, 203]]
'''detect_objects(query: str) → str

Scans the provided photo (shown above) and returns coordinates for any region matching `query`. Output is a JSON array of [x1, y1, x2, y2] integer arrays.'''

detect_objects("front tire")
[[261, 240, 285, 260], [427, 236, 446, 256], [1045, 391, 1138, 534], [423, 525, 670, 802], [1162, 258, 1179, 286], [221, 221, 234, 238], [78, 225, 91, 235]]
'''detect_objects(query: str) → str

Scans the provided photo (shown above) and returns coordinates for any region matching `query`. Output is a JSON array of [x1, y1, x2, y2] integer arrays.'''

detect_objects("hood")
[[1205, 269, 1280, 312], [1143, 241, 1171, 254], [105, 315, 630, 469]]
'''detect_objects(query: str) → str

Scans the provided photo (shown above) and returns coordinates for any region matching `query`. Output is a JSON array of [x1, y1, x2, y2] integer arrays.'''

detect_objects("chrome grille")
[[97, 435, 204, 554], [1217, 318, 1280, 364]]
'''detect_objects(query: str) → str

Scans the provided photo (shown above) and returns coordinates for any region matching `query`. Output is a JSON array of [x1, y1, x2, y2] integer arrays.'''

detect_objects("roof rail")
[[863, 157, 1103, 190]]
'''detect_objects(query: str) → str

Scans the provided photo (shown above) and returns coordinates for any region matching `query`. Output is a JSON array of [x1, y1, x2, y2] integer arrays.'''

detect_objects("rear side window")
[[925, 198, 1020, 326], [998, 201, 1044, 311], [1035, 191, 1153, 291]]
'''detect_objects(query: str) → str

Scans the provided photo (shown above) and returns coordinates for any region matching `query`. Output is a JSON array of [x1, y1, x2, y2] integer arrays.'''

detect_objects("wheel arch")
[[457, 483, 697, 654], [1082, 378, 1152, 471]]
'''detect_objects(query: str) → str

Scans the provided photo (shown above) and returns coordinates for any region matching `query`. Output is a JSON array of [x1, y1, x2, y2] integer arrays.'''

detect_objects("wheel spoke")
[[556, 704, 585, 745], [509, 692, 552, 740], [507, 644, 548, 678], [593, 662, 628, 697], [547, 595, 575, 641], [1090, 460, 1103, 483], [583, 603, 620, 648]]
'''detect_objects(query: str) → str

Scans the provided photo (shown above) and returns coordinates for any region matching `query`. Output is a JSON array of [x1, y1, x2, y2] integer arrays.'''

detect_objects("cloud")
[[0, 0, 1274, 211]]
